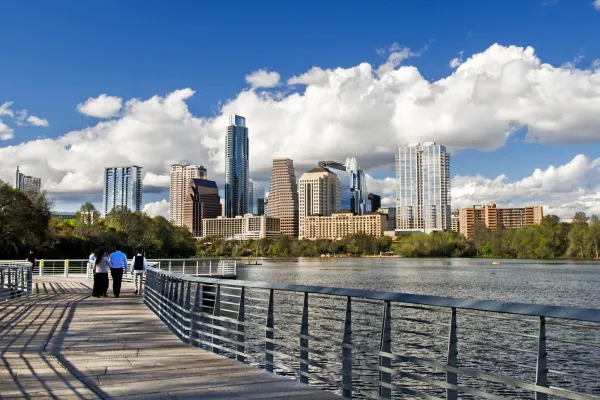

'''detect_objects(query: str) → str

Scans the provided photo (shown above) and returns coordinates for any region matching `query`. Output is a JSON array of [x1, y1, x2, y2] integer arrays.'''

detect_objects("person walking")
[[88, 250, 95, 276], [25, 250, 36, 268], [92, 249, 111, 297], [109, 245, 128, 297], [130, 248, 147, 295]]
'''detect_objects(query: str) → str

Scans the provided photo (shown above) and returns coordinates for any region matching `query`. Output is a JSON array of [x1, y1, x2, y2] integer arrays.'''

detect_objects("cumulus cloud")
[[26, 116, 49, 127], [2, 43, 600, 213], [143, 199, 169, 218], [0, 102, 14, 117], [0, 120, 14, 140], [449, 51, 464, 68], [593, 0, 600, 10], [143, 172, 170, 188], [245, 69, 280, 89], [77, 94, 123, 118]]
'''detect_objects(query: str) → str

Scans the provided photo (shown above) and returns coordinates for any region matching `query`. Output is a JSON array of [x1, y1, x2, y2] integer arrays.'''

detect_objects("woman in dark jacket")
[[92, 249, 111, 297]]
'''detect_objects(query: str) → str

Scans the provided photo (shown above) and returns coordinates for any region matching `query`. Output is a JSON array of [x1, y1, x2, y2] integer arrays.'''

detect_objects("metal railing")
[[0, 262, 33, 301], [144, 266, 600, 400]]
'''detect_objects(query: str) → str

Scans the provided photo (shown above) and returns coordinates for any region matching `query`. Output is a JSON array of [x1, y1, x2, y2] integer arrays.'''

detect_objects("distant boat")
[[491, 261, 500, 265]]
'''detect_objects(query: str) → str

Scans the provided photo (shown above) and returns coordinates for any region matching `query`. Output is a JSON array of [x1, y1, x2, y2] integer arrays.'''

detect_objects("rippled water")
[[203, 258, 600, 398]]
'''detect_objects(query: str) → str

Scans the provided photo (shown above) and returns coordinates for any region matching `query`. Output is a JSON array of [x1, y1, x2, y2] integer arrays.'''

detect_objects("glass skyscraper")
[[225, 114, 249, 217], [248, 179, 265, 215], [318, 157, 368, 215], [103, 166, 143, 215], [396, 142, 451, 232]]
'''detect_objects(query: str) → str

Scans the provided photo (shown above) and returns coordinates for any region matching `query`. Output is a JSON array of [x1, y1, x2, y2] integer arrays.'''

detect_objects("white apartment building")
[[169, 163, 207, 226], [304, 210, 386, 240], [299, 167, 341, 238], [202, 214, 280, 240]]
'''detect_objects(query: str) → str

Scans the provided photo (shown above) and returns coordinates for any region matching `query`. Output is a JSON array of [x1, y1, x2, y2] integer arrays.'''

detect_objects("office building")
[[396, 142, 451, 233], [266, 159, 299, 237], [169, 163, 207, 226], [103, 166, 143, 215], [319, 158, 368, 215], [220, 199, 226, 217], [248, 179, 265, 215], [377, 207, 397, 231], [202, 214, 280, 240], [14, 166, 41, 192], [182, 179, 221, 238], [304, 210, 386, 240], [451, 210, 460, 233], [224, 114, 249, 217], [299, 167, 340, 238], [368, 193, 381, 213], [459, 204, 543, 238]]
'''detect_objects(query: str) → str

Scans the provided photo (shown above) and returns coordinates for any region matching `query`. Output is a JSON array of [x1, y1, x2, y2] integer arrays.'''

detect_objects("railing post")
[[266, 289, 274, 373], [196, 260, 199, 276], [39, 259, 44, 276], [64, 259, 69, 277], [169, 260, 172, 272], [190, 282, 201, 347], [379, 300, 392, 399], [212, 284, 221, 354], [183, 260, 186, 275], [446, 307, 458, 400], [536, 316, 548, 400], [342, 296, 352, 399], [300, 292, 309, 385], [8, 268, 14, 299], [209, 260, 212, 276], [237, 287, 246, 363]]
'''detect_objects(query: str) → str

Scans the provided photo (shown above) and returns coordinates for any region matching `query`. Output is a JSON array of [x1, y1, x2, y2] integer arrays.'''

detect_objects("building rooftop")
[[190, 178, 217, 188], [332, 209, 354, 214], [306, 167, 330, 173]]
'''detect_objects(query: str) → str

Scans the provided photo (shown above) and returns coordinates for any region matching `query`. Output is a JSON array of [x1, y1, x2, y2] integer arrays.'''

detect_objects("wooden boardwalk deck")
[[0, 277, 339, 399]]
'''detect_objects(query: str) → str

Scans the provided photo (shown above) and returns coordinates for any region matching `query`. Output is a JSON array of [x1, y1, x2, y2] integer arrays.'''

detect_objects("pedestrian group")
[[91, 245, 148, 298]]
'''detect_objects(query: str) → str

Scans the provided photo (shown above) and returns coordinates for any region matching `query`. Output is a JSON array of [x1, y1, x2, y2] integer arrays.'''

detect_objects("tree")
[[75, 202, 100, 226], [587, 215, 600, 259], [568, 212, 589, 258]]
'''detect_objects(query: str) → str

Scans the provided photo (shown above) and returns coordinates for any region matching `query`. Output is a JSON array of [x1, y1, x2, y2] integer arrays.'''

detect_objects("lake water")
[[237, 257, 600, 308]]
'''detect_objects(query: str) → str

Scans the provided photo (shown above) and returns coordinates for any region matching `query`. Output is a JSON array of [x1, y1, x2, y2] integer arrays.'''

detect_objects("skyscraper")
[[14, 166, 41, 192], [267, 159, 299, 237], [169, 163, 207, 226], [248, 179, 265, 215], [103, 166, 143, 215], [299, 167, 340, 238], [182, 178, 221, 237], [318, 157, 368, 215], [367, 193, 381, 213], [225, 114, 249, 217], [396, 142, 450, 233]]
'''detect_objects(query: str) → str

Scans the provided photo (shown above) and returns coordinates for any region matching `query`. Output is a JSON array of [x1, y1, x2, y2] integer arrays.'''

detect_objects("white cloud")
[[2, 43, 600, 215], [245, 69, 280, 89], [449, 51, 464, 68], [593, 0, 600, 10], [77, 94, 123, 118], [0, 120, 14, 140], [143, 199, 169, 218], [0, 102, 14, 117], [143, 172, 170, 188], [26, 116, 49, 127], [16, 110, 27, 121]]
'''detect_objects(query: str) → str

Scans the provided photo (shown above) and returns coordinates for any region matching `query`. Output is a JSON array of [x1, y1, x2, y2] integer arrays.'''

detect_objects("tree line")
[[2, 181, 600, 260]]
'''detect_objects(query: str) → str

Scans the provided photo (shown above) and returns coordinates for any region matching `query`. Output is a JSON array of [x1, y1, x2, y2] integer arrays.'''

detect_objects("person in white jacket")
[[130, 248, 147, 295]]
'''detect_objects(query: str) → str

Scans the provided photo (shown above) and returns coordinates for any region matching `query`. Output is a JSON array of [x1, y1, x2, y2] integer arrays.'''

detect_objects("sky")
[[1, 0, 600, 220]]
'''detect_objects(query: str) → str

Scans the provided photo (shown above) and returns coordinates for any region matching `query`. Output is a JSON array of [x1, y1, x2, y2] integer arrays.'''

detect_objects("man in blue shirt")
[[109, 245, 128, 297]]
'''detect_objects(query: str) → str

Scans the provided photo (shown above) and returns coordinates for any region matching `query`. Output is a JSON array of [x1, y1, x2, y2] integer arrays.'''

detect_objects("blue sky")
[[1, 0, 600, 218]]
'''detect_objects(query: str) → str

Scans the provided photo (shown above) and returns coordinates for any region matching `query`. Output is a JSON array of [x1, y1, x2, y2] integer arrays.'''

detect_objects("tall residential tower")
[[396, 142, 450, 233], [103, 166, 143, 215], [169, 163, 207, 226], [181, 178, 221, 237], [224, 115, 249, 217], [299, 167, 340, 238], [14, 166, 41, 192], [266, 159, 299, 237]]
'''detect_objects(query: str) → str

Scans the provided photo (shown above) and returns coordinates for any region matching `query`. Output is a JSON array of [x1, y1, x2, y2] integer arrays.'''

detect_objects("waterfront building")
[[248, 179, 265, 215], [169, 163, 207, 226], [202, 214, 280, 240], [181, 179, 221, 238], [103, 166, 143, 215], [396, 142, 451, 233], [459, 204, 543, 238], [368, 193, 381, 213], [224, 114, 249, 217], [304, 210, 386, 240], [451, 210, 460, 233], [318, 158, 368, 215], [266, 159, 299, 237], [377, 207, 397, 231], [14, 166, 41, 192], [299, 167, 340, 238]]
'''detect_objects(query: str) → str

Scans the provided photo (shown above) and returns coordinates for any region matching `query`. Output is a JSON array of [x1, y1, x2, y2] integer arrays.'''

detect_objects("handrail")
[[143, 266, 600, 400], [0, 263, 32, 301]]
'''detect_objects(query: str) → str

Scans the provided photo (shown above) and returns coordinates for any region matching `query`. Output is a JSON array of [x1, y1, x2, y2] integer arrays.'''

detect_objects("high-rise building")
[[451, 210, 460, 233], [396, 142, 451, 233], [225, 114, 249, 217], [377, 207, 397, 231], [14, 166, 41, 192], [267, 159, 299, 237], [299, 167, 340, 238], [248, 179, 265, 215], [459, 204, 543, 238], [103, 166, 143, 215], [305, 210, 386, 240], [202, 214, 280, 240], [181, 178, 221, 238], [169, 163, 207, 226], [368, 193, 381, 213], [220, 199, 226, 217], [318, 158, 368, 215]]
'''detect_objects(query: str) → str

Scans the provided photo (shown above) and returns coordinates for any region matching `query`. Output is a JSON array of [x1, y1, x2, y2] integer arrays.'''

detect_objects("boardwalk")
[[0, 276, 339, 399]]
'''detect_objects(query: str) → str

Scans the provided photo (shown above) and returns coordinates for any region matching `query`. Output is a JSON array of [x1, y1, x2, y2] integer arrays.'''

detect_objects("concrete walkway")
[[0, 277, 339, 399]]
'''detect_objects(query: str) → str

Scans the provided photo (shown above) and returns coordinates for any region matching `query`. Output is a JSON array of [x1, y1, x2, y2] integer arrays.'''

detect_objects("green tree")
[[568, 212, 589, 258], [587, 215, 600, 259]]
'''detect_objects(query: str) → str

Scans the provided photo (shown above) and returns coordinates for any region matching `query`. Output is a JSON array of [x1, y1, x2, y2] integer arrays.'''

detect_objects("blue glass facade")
[[103, 166, 143, 215], [319, 158, 368, 215], [225, 115, 249, 217], [248, 179, 265, 215]]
